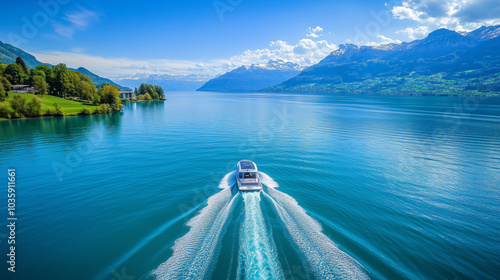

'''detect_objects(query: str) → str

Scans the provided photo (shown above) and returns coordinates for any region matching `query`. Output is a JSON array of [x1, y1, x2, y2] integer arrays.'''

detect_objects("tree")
[[0, 63, 7, 75], [36, 65, 54, 92], [4, 63, 28, 85], [79, 107, 92, 115], [10, 95, 27, 117], [52, 64, 69, 96], [16, 57, 29, 75], [154, 85, 165, 99], [137, 83, 164, 99], [26, 96, 42, 117], [53, 103, 64, 116], [138, 83, 147, 95], [144, 92, 152, 100], [134, 87, 138, 95], [0, 76, 12, 92], [0, 82, 5, 101], [66, 70, 80, 97], [99, 84, 123, 111], [0, 102, 12, 119], [30, 69, 46, 80], [96, 103, 111, 114], [32, 75, 48, 97], [35, 65, 52, 77], [78, 80, 96, 101], [44, 107, 54, 116], [147, 87, 158, 99], [92, 91, 101, 105], [100, 84, 118, 103]]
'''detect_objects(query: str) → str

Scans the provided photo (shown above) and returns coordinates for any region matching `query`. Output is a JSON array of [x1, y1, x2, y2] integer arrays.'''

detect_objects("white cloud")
[[52, 8, 99, 39], [32, 51, 211, 77], [63, 9, 98, 27], [225, 38, 336, 67], [307, 26, 324, 38], [392, 4, 425, 21], [390, 0, 500, 34], [396, 26, 430, 40], [33, 28, 337, 78], [376, 34, 402, 44], [348, 34, 402, 47]]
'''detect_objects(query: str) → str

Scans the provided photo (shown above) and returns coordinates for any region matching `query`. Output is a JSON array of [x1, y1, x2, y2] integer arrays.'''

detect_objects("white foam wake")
[[219, 171, 236, 189], [237, 192, 284, 280], [264, 187, 369, 279], [153, 188, 238, 279], [259, 172, 279, 188]]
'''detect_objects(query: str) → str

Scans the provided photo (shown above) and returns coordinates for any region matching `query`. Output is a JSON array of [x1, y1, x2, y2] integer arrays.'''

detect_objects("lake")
[[1, 91, 499, 280]]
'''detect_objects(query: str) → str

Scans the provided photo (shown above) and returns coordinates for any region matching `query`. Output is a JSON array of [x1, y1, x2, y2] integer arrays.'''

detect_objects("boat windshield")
[[244, 172, 256, 179]]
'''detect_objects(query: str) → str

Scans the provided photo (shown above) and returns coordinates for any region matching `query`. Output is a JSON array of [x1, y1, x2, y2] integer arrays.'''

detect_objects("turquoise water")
[[1, 92, 499, 280]]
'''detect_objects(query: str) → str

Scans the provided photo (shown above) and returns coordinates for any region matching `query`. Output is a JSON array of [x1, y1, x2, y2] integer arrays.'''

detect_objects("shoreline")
[[1, 97, 167, 121]]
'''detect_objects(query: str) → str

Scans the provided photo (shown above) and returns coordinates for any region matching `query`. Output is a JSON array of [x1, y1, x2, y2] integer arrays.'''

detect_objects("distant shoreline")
[[0, 93, 167, 121]]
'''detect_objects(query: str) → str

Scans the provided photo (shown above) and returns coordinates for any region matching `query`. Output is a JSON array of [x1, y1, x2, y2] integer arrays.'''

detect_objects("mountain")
[[0, 41, 48, 68], [68, 67, 129, 90], [0, 40, 128, 90], [197, 60, 303, 92], [266, 25, 500, 96], [114, 73, 213, 91]]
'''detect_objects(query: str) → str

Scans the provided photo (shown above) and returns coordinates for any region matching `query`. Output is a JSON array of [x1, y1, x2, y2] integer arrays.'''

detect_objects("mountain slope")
[[0, 40, 127, 89], [266, 25, 500, 96], [68, 67, 128, 90], [197, 60, 303, 92], [0, 40, 47, 68]]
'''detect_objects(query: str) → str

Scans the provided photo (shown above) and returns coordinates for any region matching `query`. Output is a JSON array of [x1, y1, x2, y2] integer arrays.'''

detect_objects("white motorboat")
[[236, 160, 262, 191]]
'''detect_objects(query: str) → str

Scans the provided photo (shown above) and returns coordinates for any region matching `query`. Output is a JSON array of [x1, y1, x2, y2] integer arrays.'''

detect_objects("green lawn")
[[1, 92, 99, 116]]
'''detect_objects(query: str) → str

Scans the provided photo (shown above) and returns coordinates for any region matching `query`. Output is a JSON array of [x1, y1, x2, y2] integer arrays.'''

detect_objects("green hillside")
[[0, 40, 128, 89], [1, 93, 99, 117], [69, 67, 129, 90], [0, 41, 45, 68], [266, 26, 500, 96]]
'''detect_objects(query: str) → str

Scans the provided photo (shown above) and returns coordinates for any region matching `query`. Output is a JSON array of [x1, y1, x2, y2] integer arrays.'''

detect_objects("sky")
[[1, 0, 499, 78]]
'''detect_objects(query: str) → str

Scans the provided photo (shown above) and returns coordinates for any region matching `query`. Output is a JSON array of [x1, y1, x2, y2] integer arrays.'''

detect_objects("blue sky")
[[1, 0, 499, 78]]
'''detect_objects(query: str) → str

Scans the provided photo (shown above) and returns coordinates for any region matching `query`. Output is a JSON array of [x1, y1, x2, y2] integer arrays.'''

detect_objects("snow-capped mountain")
[[266, 25, 500, 95], [113, 73, 215, 91], [197, 60, 303, 92]]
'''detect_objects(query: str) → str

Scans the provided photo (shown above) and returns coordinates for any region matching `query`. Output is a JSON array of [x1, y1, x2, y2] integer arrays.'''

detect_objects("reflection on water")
[[0, 112, 123, 139]]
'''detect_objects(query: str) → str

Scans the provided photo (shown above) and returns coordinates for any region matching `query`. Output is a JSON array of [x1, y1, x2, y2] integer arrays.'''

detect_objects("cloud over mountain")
[[391, 0, 500, 32]]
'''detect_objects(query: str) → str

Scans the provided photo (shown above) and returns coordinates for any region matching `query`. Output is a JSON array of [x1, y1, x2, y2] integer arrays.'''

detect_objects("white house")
[[119, 90, 133, 99]]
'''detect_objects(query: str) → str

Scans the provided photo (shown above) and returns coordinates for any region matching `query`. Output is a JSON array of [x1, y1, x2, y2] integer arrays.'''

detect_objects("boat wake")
[[259, 172, 279, 188], [153, 186, 238, 279], [237, 192, 284, 280], [153, 171, 367, 280], [261, 172, 369, 279], [219, 171, 236, 189]]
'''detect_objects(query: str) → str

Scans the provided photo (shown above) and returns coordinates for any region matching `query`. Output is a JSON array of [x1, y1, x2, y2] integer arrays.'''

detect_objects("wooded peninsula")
[[0, 57, 164, 120]]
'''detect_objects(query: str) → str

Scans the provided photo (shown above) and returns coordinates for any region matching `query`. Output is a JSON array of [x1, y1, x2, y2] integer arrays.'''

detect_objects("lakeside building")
[[119, 90, 133, 99], [12, 85, 36, 93]]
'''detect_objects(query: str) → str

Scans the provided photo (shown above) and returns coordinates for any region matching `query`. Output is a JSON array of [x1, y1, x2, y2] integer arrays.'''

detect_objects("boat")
[[236, 160, 262, 191]]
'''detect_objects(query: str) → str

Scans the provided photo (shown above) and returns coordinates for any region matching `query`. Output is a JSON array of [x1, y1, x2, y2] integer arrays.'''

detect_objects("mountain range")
[[265, 25, 500, 95], [3, 25, 500, 96], [197, 60, 303, 92], [114, 73, 214, 91], [0, 40, 128, 90]]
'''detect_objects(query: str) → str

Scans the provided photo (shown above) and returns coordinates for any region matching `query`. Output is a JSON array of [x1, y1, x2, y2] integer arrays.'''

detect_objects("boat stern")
[[237, 179, 262, 191]]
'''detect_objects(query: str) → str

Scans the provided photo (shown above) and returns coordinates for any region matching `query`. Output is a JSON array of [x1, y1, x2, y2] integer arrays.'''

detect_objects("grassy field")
[[1, 92, 99, 118]]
